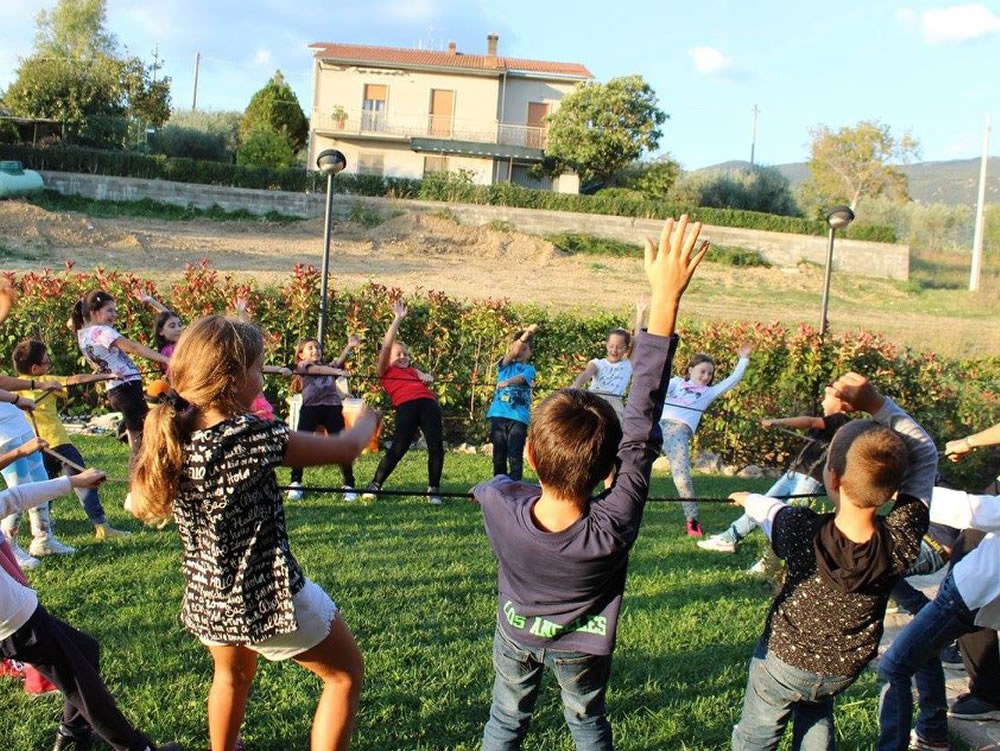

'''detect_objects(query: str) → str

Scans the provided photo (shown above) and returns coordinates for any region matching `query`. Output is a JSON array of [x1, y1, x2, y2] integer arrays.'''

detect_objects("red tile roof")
[[309, 42, 592, 79]]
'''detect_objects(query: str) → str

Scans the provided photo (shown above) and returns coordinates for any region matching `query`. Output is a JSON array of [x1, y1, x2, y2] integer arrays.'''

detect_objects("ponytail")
[[70, 299, 87, 332], [130, 401, 195, 523]]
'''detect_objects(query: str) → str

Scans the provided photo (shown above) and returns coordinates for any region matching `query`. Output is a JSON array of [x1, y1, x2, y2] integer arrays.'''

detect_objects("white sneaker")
[[747, 557, 768, 577], [360, 483, 380, 502], [427, 486, 443, 505], [29, 536, 76, 556], [286, 482, 303, 501], [123, 492, 133, 513], [342, 486, 359, 502], [697, 534, 737, 553], [9, 540, 40, 570]]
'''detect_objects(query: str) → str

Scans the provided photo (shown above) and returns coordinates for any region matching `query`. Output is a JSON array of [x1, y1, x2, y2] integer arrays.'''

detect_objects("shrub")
[[668, 167, 800, 217], [236, 126, 297, 170], [710, 245, 771, 268], [152, 124, 231, 163]]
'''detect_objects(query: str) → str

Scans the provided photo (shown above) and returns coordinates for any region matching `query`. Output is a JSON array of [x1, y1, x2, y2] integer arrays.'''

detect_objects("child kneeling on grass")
[[473, 216, 709, 751], [727, 372, 938, 751], [0, 467, 181, 751]]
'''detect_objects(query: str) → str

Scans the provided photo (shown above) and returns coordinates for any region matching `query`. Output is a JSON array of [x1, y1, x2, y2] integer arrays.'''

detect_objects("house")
[[307, 34, 591, 193]]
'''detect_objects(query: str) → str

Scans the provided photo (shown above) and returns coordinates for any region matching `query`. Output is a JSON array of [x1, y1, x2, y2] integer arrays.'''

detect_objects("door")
[[429, 89, 454, 136], [362, 84, 387, 132], [526, 102, 549, 148]]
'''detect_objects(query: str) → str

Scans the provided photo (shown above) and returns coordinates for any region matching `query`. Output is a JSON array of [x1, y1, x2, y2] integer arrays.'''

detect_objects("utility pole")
[[970, 114, 992, 292], [750, 104, 759, 169], [191, 52, 201, 111]]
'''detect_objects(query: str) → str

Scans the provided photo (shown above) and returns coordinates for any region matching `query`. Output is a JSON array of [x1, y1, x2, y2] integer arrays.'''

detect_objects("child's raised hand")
[[70, 468, 106, 488], [524, 323, 540, 337], [738, 344, 752, 359], [644, 215, 709, 305], [134, 290, 153, 305], [825, 372, 884, 415], [18, 437, 48, 457], [347, 334, 361, 348], [392, 301, 408, 321]]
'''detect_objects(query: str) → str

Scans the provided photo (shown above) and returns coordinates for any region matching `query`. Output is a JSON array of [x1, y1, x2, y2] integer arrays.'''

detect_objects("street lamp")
[[818, 205, 855, 338], [316, 148, 347, 351]]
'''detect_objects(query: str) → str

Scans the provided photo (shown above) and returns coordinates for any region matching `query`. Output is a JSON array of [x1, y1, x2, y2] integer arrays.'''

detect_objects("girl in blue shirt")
[[486, 324, 539, 480]]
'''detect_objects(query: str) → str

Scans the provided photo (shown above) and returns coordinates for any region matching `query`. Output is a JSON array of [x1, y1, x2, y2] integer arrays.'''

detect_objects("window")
[[358, 152, 384, 176], [423, 156, 449, 175], [526, 102, 549, 148], [362, 84, 387, 132], [428, 89, 454, 136]]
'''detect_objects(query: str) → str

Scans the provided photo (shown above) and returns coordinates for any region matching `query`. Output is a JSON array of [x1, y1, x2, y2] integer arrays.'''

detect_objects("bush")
[[236, 126, 297, 170], [710, 245, 771, 268], [1, 264, 992, 487], [152, 124, 231, 163], [0, 144, 896, 242], [668, 167, 800, 217]]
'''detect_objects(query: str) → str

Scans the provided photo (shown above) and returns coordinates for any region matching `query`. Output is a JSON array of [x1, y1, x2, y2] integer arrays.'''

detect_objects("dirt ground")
[[2, 201, 998, 357]]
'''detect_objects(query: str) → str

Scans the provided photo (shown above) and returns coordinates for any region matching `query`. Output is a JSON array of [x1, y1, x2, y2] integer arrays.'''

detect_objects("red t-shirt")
[[380, 366, 435, 407]]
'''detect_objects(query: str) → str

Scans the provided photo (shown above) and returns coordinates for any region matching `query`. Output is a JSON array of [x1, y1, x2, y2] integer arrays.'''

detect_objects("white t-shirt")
[[0, 401, 32, 440], [588, 358, 633, 398], [77, 325, 141, 391]]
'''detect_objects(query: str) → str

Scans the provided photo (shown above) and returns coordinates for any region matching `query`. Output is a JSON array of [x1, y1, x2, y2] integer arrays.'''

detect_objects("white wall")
[[500, 76, 579, 124]]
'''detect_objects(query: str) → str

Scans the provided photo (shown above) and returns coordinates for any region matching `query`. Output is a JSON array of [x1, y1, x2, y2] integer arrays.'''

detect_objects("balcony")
[[313, 109, 547, 151]]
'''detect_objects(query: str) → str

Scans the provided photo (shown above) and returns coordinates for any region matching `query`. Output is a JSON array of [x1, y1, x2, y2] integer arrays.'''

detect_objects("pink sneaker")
[[24, 665, 58, 696], [686, 519, 703, 537]]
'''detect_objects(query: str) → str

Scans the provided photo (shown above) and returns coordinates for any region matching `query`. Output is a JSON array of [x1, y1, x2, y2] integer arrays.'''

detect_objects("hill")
[[697, 157, 1000, 206]]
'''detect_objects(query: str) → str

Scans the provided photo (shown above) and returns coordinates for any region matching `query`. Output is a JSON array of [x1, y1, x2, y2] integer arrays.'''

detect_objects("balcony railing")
[[313, 109, 547, 150]]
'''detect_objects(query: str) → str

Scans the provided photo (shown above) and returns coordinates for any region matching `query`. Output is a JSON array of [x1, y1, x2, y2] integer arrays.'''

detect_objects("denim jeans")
[[43, 443, 107, 526], [877, 570, 978, 750], [0, 430, 53, 541], [727, 472, 824, 542], [731, 640, 856, 751], [888, 539, 948, 616], [489, 418, 528, 482], [482, 627, 613, 751]]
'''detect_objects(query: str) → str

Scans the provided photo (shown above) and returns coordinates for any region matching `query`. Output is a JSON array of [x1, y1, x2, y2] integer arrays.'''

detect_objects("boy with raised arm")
[[474, 216, 709, 751], [728, 373, 938, 750]]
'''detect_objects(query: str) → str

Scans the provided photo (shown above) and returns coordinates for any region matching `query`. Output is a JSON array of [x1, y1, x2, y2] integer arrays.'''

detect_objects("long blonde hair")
[[130, 315, 264, 522]]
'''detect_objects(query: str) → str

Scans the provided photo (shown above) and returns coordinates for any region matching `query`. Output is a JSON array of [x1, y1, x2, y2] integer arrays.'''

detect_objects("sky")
[[1, 0, 998, 170]]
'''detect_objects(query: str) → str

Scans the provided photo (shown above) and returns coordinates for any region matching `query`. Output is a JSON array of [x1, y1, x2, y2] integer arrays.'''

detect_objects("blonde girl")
[[131, 315, 378, 751]]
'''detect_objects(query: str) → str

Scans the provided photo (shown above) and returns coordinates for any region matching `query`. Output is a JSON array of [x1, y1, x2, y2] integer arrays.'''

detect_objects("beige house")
[[307, 35, 591, 193]]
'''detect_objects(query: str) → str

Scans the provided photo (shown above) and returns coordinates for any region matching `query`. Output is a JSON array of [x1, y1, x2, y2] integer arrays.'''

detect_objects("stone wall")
[[40, 170, 909, 280]]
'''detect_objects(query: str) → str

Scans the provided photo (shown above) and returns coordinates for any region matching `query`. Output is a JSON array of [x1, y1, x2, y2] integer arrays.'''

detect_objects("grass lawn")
[[1, 436, 966, 751]]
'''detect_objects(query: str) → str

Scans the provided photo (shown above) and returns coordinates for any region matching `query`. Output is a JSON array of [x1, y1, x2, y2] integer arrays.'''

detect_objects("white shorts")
[[200, 578, 338, 662]]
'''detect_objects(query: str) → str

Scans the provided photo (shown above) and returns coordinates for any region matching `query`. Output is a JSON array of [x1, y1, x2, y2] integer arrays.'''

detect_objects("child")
[[0, 378, 77, 568], [486, 324, 539, 481], [570, 299, 647, 421], [129, 315, 377, 751], [13, 338, 129, 540], [287, 334, 360, 501], [362, 301, 445, 505], [659, 344, 751, 536], [71, 290, 170, 458], [474, 215, 708, 751], [728, 372, 938, 751], [697, 394, 848, 555], [0, 467, 180, 751], [137, 293, 184, 362]]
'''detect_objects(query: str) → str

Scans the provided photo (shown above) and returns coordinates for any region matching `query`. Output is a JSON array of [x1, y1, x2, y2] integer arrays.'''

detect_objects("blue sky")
[[1, 0, 997, 169]]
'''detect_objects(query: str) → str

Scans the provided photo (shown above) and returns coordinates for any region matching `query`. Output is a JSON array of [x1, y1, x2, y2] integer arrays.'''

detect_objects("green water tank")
[[0, 161, 44, 198]]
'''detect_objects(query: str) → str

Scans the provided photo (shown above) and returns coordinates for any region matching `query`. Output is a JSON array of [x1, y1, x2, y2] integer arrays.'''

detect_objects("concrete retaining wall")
[[40, 170, 909, 280]]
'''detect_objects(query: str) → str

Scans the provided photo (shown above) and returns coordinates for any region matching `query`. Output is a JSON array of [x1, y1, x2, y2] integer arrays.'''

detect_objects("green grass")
[[1, 437, 967, 750], [346, 201, 400, 229], [0, 241, 48, 262], [548, 232, 769, 268], [30, 191, 305, 224]]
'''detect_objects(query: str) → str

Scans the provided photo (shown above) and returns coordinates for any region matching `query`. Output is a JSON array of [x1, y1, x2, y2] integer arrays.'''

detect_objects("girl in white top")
[[571, 300, 647, 420], [660, 344, 751, 537]]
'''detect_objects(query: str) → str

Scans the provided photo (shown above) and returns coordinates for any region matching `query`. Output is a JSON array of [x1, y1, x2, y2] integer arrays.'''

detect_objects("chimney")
[[487, 33, 499, 58], [447, 41, 457, 55]]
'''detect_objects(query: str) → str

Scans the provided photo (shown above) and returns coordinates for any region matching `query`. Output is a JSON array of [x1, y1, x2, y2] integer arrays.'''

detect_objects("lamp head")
[[316, 148, 347, 176], [825, 205, 855, 230]]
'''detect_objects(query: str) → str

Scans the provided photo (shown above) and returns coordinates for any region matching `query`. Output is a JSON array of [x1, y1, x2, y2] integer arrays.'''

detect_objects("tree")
[[804, 120, 919, 210], [616, 156, 680, 199], [240, 71, 308, 153], [236, 125, 296, 169], [668, 166, 800, 216], [544, 75, 667, 188], [34, 0, 117, 60]]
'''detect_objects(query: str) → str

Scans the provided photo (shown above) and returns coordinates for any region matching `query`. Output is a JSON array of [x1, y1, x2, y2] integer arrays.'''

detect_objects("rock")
[[480, 442, 493, 457], [737, 464, 765, 479], [414, 435, 428, 451], [88, 412, 123, 431], [721, 464, 740, 477], [652, 456, 672, 472], [692, 451, 722, 473]]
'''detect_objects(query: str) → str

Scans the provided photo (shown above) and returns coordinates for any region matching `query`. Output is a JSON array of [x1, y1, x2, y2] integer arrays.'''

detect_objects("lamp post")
[[818, 205, 855, 339], [316, 148, 347, 351]]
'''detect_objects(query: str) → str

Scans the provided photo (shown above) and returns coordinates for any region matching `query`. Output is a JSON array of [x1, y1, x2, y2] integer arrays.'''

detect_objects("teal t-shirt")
[[486, 360, 535, 425]]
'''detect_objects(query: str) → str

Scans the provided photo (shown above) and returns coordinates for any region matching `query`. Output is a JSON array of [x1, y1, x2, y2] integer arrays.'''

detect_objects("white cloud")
[[688, 46, 750, 81], [898, 3, 1000, 44], [253, 48, 273, 66]]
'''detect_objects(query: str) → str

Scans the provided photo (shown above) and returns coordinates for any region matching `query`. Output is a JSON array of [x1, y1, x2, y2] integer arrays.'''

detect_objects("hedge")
[[2, 263, 993, 489], [0, 144, 896, 243]]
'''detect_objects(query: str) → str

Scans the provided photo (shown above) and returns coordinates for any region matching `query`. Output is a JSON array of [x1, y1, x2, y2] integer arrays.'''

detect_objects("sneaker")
[[360, 482, 380, 502], [286, 482, 303, 501], [746, 557, 768, 577], [24, 666, 58, 696], [949, 692, 1000, 720], [939, 643, 964, 670], [427, 486, 443, 505], [342, 486, 359, 503], [29, 536, 76, 557], [686, 519, 702, 537], [94, 524, 130, 541], [909, 729, 949, 750], [9, 539, 40, 570], [697, 533, 737, 553], [53, 730, 93, 750]]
